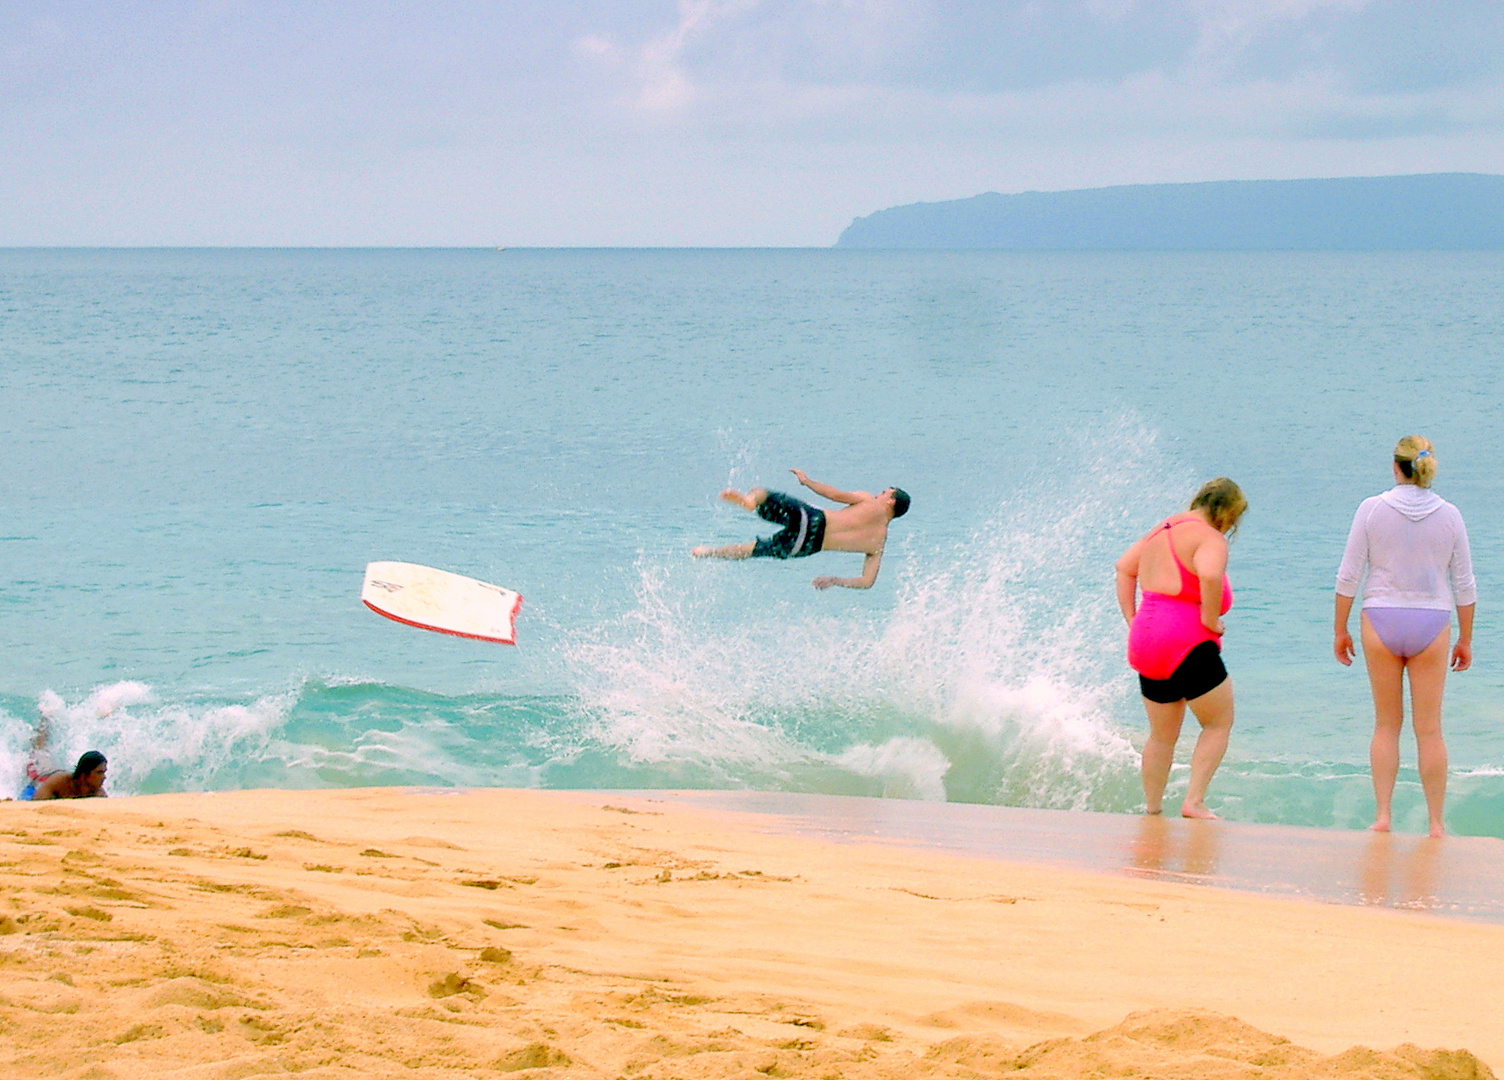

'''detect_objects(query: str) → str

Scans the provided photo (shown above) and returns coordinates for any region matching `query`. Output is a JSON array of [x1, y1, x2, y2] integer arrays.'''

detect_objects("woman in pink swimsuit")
[[1116, 478, 1246, 819]]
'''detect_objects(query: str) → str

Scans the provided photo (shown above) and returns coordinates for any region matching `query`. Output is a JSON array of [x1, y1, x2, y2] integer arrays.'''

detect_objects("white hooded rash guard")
[[1335, 485, 1476, 611]]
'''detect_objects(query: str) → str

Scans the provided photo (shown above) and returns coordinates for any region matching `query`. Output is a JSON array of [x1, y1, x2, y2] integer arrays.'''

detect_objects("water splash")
[[570, 417, 1182, 809]]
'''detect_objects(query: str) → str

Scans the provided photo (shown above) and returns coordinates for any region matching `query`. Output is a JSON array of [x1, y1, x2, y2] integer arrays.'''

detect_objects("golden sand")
[[1, 788, 1498, 1079]]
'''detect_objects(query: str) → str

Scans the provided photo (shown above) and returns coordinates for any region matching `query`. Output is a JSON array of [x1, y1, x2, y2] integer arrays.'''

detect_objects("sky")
[[3, 1, 1504, 246]]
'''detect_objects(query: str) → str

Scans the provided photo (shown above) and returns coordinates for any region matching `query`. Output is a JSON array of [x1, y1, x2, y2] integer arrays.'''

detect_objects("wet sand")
[[2, 787, 1499, 1079], [667, 791, 1504, 921]]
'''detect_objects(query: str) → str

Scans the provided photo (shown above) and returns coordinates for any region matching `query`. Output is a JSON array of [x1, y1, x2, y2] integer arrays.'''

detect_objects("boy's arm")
[[813, 551, 882, 590], [790, 468, 867, 505]]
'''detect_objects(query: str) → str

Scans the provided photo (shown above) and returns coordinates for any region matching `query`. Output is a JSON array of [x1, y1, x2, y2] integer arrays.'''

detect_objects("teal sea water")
[[3, 248, 1502, 837]]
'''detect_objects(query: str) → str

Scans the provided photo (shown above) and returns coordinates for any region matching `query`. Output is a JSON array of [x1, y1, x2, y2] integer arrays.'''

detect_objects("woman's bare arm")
[[1333, 593, 1356, 665], [1114, 539, 1144, 623], [1453, 603, 1475, 671], [1191, 533, 1229, 635]]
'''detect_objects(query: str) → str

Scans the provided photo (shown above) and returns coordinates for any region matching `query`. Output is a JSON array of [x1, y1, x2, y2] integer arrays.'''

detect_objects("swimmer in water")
[[692, 469, 910, 590], [29, 751, 109, 800]]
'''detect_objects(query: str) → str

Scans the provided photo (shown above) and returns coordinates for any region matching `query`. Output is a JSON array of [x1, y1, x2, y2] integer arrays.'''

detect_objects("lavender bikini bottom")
[[1366, 607, 1450, 658]]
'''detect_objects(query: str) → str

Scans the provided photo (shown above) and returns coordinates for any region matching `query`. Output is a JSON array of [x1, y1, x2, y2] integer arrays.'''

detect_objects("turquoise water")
[[3, 248, 1502, 836]]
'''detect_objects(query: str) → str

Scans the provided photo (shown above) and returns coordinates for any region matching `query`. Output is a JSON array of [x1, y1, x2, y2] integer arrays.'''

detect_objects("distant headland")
[[834, 174, 1504, 250]]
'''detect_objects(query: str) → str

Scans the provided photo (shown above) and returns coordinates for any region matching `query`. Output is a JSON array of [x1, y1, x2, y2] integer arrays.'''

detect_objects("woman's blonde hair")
[[1189, 477, 1247, 536], [1395, 435, 1436, 488]]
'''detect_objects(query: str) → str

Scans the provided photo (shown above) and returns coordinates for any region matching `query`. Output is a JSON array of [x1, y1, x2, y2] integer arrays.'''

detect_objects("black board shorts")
[[1138, 640, 1228, 704], [751, 492, 826, 559]]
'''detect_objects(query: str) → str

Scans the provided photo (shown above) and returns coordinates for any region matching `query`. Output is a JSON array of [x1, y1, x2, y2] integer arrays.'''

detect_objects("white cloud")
[[575, 0, 929, 116], [1181, 0, 1369, 74], [578, 0, 771, 113], [571, 0, 1504, 145]]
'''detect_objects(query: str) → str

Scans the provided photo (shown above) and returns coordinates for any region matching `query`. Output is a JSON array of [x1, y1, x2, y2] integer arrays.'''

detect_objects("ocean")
[[3, 248, 1502, 837]]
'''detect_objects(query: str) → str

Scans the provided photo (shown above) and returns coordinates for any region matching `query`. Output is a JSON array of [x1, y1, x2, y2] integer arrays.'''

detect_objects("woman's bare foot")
[[719, 489, 755, 510], [1181, 801, 1220, 820], [1144, 807, 1163, 816], [691, 546, 712, 557], [1368, 818, 1392, 833]]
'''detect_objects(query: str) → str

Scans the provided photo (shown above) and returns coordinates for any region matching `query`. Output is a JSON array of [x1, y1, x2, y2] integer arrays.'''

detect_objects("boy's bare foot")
[[1181, 801, 1220, 820]]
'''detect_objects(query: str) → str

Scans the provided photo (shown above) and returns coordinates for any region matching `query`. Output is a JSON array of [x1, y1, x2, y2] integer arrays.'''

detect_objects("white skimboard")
[[362, 561, 522, 645]]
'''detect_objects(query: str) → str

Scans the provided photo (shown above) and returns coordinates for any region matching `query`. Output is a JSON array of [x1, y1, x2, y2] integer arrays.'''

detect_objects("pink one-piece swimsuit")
[[1127, 520, 1233, 682]]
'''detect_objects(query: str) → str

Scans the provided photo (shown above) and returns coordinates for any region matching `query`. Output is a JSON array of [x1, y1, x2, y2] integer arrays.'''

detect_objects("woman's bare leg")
[[1405, 627, 1451, 837], [1182, 678, 1234, 819], [1360, 614, 1406, 833], [1141, 699, 1185, 815]]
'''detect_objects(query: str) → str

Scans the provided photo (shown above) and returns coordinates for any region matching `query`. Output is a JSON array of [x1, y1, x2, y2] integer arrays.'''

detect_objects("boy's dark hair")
[[74, 751, 107, 779], [890, 488, 911, 518]]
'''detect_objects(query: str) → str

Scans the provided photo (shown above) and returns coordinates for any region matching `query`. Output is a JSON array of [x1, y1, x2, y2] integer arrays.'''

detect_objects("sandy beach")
[[1, 788, 1499, 1079]]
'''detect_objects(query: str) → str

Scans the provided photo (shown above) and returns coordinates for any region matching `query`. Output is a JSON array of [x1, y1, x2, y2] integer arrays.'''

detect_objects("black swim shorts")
[[1138, 640, 1228, 704], [751, 491, 826, 559]]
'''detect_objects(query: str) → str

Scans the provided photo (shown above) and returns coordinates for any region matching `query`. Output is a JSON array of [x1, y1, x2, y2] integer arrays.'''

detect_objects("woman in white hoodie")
[[1334, 435, 1475, 837]]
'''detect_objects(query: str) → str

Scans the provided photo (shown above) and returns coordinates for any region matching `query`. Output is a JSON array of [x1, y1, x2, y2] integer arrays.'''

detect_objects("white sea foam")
[[274, 720, 545, 790], [5, 677, 563, 797], [834, 737, 951, 801], [3, 682, 156, 794], [5, 682, 293, 796], [569, 561, 819, 778]]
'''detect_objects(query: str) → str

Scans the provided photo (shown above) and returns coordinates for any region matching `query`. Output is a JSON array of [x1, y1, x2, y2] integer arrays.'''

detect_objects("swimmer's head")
[[74, 750, 107, 792], [1190, 478, 1246, 536], [888, 488, 911, 519], [1395, 435, 1436, 488]]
